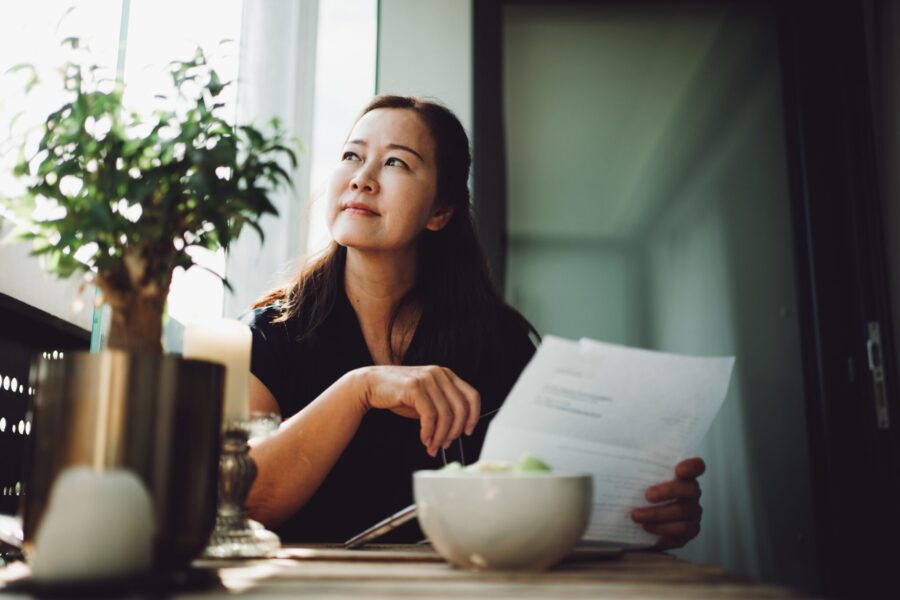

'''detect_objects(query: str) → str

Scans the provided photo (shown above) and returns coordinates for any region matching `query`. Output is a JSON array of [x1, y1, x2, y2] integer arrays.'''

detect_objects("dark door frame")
[[472, 1, 899, 597], [777, 1, 899, 596]]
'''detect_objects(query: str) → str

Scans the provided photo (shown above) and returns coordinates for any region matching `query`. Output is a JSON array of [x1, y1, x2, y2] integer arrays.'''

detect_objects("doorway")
[[498, 2, 818, 590]]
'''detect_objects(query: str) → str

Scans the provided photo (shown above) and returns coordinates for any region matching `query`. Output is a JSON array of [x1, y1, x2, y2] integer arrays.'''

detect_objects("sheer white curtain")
[[224, 0, 319, 318]]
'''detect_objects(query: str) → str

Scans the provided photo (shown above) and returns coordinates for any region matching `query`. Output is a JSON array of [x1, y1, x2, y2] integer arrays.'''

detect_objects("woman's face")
[[326, 108, 451, 253]]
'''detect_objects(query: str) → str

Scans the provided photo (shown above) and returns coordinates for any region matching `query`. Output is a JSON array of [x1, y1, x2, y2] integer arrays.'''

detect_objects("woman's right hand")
[[353, 365, 481, 457]]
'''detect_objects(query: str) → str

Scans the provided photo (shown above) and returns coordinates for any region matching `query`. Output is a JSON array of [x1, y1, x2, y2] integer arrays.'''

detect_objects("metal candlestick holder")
[[203, 415, 281, 558]]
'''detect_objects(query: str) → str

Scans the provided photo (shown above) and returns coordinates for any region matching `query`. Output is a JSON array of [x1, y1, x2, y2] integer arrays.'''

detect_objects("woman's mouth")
[[342, 202, 379, 216]]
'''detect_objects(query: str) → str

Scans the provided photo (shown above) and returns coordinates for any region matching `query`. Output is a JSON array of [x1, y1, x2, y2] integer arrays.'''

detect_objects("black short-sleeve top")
[[242, 288, 536, 543]]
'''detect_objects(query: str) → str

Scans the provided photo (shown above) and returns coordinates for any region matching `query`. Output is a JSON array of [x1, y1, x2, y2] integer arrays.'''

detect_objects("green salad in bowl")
[[414, 453, 592, 570], [439, 453, 552, 473]]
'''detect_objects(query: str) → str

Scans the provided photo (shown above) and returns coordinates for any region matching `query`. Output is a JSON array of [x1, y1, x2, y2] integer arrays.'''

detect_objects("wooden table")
[[0, 544, 806, 598], [194, 544, 803, 599]]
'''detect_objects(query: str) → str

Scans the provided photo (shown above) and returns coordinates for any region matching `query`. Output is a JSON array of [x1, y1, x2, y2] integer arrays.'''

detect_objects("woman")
[[244, 96, 705, 548]]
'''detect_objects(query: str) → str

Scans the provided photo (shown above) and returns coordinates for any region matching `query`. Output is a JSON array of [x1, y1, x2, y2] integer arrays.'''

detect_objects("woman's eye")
[[342, 151, 360, 161], [385, 157, 408, 169]]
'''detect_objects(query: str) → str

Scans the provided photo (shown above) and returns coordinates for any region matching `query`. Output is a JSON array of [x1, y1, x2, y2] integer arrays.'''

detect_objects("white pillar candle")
[[183, 318, 251, 422], [31, 467, 155, 581]]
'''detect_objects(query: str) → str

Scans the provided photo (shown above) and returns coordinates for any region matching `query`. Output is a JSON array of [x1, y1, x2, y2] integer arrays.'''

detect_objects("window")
[[1, 1, 240, 332], [120, 0, 243, 325], [0, 1, 378, 338], [306, 0, 378, 253]]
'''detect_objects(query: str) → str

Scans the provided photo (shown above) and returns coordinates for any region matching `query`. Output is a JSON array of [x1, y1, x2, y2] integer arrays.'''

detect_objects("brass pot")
[[21, 350, 224, 569]]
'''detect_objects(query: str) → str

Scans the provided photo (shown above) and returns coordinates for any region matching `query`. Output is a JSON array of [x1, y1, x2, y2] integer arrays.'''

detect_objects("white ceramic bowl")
[[413, 471, 592, 570]]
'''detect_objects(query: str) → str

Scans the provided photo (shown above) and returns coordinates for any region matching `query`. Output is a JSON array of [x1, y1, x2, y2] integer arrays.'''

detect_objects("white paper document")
[[480, 336, 735, 547]]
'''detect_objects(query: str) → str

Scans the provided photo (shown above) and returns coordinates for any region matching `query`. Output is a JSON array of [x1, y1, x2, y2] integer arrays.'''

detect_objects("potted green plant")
[[0, 43, 298, 572], [2, 44, 296, 353]]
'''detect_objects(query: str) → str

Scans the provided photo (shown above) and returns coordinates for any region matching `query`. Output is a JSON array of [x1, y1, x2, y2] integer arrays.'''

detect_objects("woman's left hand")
[[631, 457, 705, 550]]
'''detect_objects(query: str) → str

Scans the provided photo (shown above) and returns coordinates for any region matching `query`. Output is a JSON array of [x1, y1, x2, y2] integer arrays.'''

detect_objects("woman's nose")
[[350, 169, 379, 194]]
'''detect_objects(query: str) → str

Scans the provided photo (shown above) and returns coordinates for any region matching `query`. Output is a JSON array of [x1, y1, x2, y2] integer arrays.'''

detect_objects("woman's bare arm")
[[247, 371, 369, 527], [248, 374, 281, 415], [245, 365, 480, 528]]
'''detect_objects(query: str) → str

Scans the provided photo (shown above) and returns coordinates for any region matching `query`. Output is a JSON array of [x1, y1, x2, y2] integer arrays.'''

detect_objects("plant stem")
[[103, 289, 167, 354]]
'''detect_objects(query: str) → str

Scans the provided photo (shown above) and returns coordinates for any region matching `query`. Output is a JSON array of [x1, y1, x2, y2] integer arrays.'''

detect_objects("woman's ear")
[[425, 205, 455, 232]]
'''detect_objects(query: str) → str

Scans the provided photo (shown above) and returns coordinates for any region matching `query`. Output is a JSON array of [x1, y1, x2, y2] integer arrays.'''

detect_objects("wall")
[[376, 0, 472, 134], [643, 41, 818, 586], [502, 3, 724, 346], [501, 3, 818, 591]]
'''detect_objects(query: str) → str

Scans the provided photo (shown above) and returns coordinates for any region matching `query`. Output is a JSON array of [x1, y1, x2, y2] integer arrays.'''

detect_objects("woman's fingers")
[[421, 376, 452, 456], [451, 371, 481, 435], [645, 478, 701, 503], [631, 501, 702, 524], [417, 366, 478, 455], [654, 535, 692, 550], [442, 368, 481, 434], [631, 458, 706, 549], [631, 497, 702, 549], [640, 520, 700, 540], [444, 370, 481, 435], [415, 392, 437, 450], [675, 457, 706, 479], [435, 369, 469, 446], [363, 365, 481, 456]]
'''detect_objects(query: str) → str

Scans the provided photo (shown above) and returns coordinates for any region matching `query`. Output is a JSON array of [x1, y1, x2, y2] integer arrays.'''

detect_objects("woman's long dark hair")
[[254, 95, 536, 379]]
